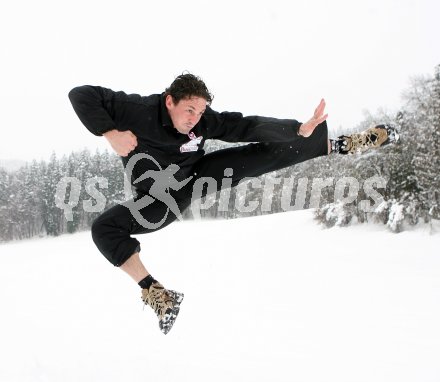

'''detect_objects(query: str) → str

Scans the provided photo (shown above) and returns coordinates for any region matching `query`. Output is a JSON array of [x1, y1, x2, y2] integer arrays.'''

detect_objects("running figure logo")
[[123, 153, 193, 229]]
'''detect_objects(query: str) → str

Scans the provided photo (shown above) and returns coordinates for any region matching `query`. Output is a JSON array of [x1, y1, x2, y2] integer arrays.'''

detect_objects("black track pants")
[[91, 122, 328, 266]]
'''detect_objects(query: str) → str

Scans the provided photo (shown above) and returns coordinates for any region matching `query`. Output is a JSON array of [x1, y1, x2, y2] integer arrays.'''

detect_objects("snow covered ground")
[[1, 210, 439, 382]]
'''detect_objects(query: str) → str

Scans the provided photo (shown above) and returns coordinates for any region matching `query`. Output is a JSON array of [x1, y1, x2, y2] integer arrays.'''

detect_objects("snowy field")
[[1, 210, 439, 382]]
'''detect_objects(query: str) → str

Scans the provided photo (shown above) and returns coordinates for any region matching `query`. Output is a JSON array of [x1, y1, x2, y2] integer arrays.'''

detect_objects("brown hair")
[[165, 72, 213, 105]]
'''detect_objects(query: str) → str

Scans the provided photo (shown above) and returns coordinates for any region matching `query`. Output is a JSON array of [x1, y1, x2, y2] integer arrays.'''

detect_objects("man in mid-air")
[[68, 73, 399, 334]]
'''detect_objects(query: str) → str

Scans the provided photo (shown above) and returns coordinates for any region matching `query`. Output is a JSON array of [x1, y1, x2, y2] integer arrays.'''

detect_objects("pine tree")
[[0, 168, 13, 241], [12, 163, 42, 239], [40, 152, 64, 236]]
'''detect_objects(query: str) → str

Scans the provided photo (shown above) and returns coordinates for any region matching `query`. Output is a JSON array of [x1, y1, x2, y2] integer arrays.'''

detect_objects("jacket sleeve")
[[203, 108, 303, 143], [68, 85, 123, 136]]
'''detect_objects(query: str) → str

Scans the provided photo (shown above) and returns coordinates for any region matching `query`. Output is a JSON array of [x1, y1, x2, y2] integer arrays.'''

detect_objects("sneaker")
[[141, 281, 184, 335], [337, 124, 400, 154]]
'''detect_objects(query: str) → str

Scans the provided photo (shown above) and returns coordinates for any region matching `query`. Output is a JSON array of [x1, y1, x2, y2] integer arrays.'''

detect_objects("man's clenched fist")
[[103, 130, 138, 157]]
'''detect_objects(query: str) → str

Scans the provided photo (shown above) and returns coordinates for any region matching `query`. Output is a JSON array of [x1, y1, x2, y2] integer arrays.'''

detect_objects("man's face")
[[165, 95, 207, 134]]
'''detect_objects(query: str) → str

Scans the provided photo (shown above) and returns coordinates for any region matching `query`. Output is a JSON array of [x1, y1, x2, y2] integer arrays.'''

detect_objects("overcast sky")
[[1, 0, 439, 162]]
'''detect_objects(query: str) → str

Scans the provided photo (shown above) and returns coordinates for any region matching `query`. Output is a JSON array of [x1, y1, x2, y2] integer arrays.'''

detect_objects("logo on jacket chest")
[[180, 132, 203, 153]]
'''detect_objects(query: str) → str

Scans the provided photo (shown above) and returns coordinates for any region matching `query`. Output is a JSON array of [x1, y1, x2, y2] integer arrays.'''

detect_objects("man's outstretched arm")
[[204, 99, 328, 142]]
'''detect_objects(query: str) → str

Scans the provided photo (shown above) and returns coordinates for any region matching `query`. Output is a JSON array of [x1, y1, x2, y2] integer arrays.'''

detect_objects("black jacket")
[[68, 85, 304, 191]]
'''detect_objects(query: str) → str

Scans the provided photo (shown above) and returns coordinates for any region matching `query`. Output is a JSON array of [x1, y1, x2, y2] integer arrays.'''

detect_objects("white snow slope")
[[1, 210, 439, 382]]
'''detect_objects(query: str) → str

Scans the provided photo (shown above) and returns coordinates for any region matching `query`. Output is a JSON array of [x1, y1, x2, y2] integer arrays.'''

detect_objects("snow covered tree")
[[10, 161, 44, 239], [315, 65, 440, 231], [402, 65, 440, 220], [0, 168, 13, 241], [40, 152, 64, 236]]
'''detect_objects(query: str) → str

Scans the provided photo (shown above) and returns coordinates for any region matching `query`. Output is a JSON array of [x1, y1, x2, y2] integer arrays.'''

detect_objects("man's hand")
[[298, 99, 328, 137], [103, 130, 138, 157]]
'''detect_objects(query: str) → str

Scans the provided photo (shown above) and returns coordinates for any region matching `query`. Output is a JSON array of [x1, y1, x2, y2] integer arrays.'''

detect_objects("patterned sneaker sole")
[[382, 124, 400, 145], [159, 291, 184, 335], [168, 290, 184, 305]]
